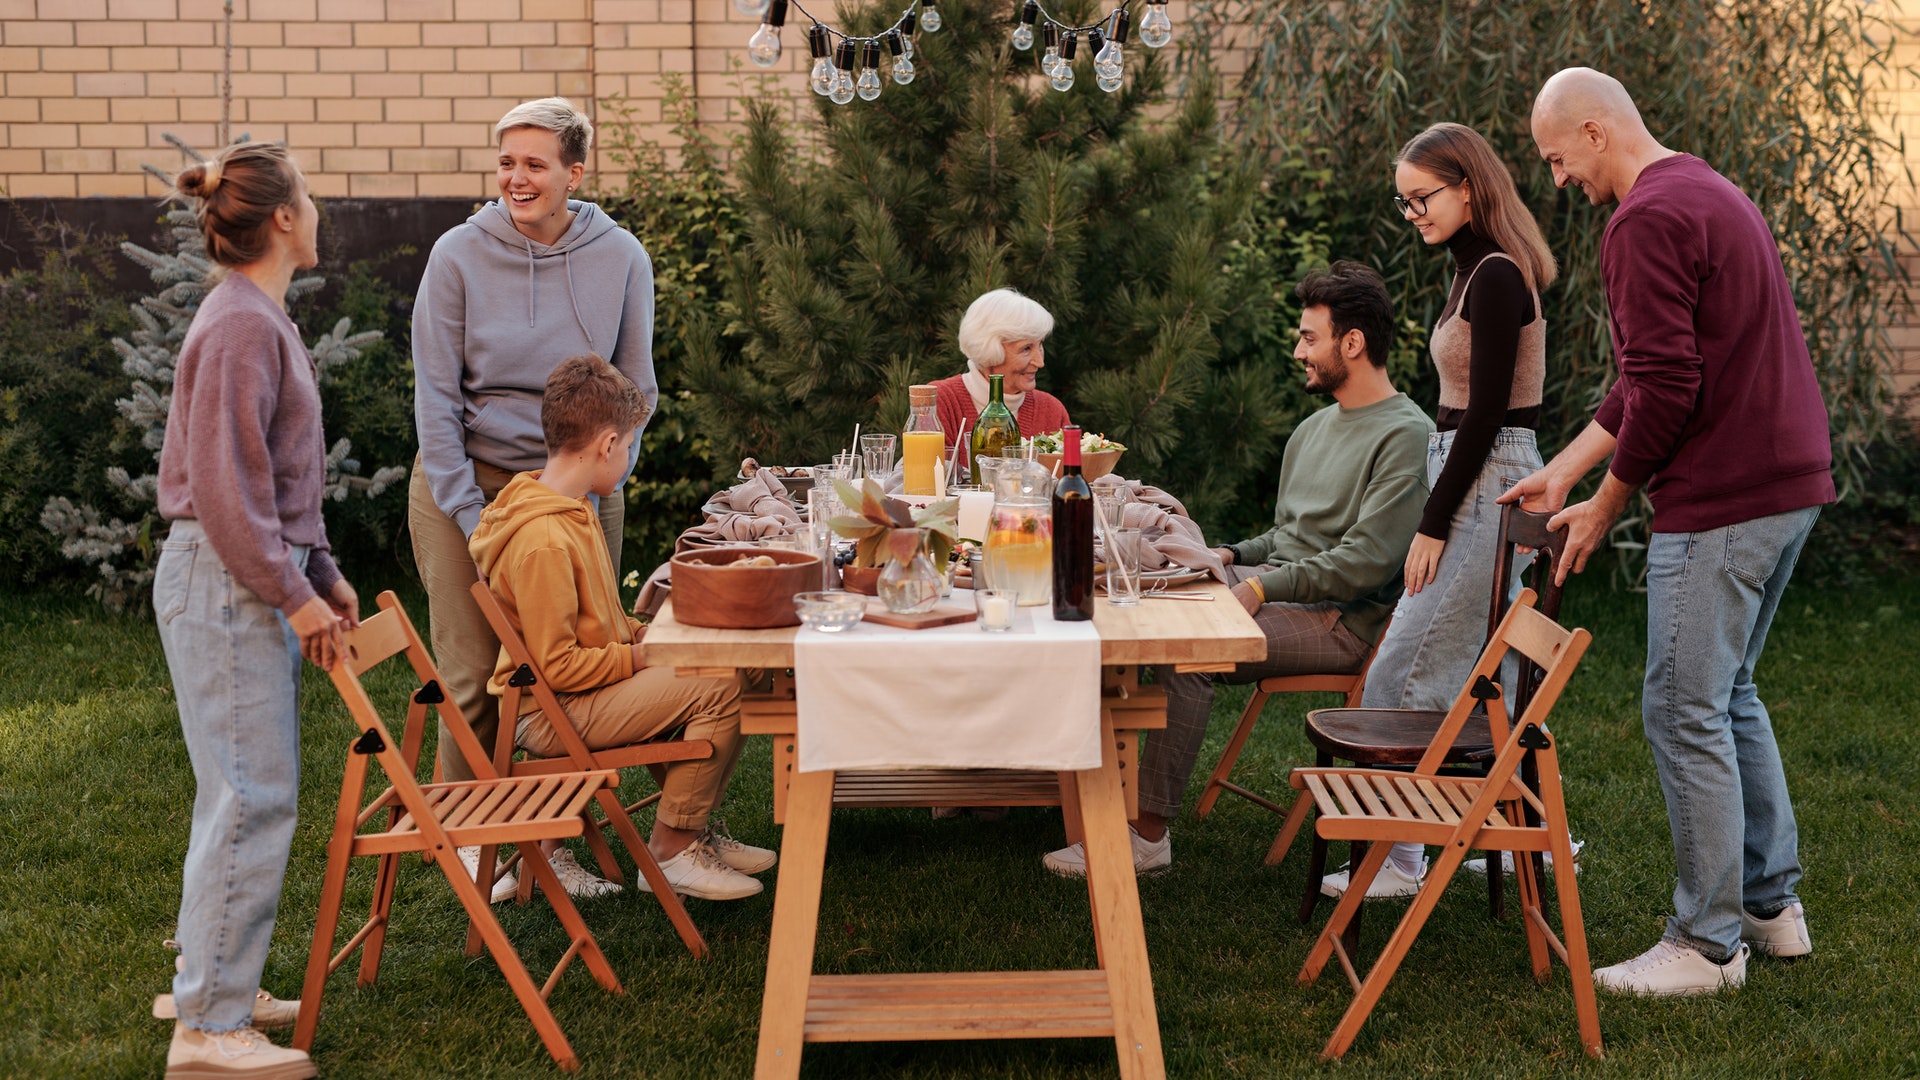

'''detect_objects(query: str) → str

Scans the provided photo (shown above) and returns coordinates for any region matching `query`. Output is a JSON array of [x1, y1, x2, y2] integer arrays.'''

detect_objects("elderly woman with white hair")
[[934, 288, 1073, 469], [408, 97, 657, 899]]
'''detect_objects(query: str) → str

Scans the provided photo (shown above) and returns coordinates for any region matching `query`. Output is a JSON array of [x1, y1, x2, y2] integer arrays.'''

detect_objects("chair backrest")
[[468, 576, 605, 773], [1488, 503, 1572, 717], [1415, 588, 1591, 775], [331, 591, 501, 784]]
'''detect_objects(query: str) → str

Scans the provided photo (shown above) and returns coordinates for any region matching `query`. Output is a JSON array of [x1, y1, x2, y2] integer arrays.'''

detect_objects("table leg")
[[1077, 712, 1165, 1080], [755, 768, 835, 1079]]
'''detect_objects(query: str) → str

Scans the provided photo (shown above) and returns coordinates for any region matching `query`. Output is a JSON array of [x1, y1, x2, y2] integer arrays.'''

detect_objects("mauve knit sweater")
[[158, 273, 343, 616]]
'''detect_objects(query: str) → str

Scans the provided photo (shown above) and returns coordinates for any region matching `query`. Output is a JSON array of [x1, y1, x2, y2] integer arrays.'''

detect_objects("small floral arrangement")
[[1030, 429, 1126, 454], [829, 479, 959, 569]]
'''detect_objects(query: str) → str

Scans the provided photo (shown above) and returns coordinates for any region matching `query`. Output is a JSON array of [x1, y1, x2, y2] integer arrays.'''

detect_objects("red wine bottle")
[[1052, 425, 1094, 621]]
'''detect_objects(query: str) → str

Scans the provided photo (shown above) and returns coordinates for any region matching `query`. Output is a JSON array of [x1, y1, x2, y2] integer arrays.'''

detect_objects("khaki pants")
[[517, 668, 744, 831], [408, 456, 625, 782]]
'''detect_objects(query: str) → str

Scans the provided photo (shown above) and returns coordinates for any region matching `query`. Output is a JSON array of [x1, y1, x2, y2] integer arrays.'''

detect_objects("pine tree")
[[684, 0, 1302, 534]]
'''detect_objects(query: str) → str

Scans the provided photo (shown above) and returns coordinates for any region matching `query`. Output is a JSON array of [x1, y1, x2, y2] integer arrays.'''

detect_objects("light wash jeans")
[[155, 519, 307, 1034], [1364, 428, 1543, 711], [1644, 504, 1819, 961]]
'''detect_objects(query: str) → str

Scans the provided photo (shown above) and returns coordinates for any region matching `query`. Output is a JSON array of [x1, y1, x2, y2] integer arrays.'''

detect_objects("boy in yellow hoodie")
[[469, 353, 772, 901]]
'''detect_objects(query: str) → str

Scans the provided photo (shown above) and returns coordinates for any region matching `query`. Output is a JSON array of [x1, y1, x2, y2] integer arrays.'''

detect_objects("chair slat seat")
[[347, 773, 618, 857]]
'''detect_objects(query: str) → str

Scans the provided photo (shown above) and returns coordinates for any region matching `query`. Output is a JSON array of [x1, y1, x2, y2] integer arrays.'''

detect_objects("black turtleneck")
[[1419, 227, 1540, 540]]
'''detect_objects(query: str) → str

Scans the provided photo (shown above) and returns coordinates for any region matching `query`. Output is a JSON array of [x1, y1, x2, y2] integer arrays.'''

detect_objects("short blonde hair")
[[957, 289, 1055, 372], [494, 97, 594, 167]]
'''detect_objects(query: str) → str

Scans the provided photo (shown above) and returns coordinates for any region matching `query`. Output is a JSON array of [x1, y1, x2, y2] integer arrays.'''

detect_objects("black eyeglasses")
[[1392, 183, 1454, 217]]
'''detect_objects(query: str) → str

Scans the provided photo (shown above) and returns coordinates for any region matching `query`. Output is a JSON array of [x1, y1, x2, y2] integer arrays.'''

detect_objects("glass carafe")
[[984, 456, 1054, 607], [902, 383, 945, 495]]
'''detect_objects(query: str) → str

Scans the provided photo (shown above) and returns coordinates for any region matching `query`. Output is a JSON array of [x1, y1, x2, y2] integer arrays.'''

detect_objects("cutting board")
[[862, 600, 977, 630]]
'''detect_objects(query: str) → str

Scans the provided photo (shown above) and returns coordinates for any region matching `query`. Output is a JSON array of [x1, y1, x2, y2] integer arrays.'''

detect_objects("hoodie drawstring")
[[563, 249, 594, 347], [524, 236, 536, 329]]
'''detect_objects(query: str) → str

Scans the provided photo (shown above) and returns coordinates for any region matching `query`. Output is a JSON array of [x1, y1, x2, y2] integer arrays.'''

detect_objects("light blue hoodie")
[[412, 198, 657, 536]]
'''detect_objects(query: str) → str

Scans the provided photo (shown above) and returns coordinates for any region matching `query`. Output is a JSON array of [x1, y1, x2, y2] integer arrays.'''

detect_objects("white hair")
[[958, 289, 1055, 372], [494, 97, 594, 166]]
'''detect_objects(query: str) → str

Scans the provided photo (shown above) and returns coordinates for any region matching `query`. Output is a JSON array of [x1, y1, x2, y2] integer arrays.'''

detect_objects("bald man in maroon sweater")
[[1503, 68, 1832, 998]]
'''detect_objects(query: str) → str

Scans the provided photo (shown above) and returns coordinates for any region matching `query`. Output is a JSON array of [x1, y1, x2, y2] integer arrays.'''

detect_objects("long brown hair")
[[172, 142, 303, 267], [1396, 123, 1557, 292]]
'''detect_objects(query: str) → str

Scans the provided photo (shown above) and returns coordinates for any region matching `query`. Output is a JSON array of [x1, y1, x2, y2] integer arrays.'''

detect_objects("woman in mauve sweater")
[[152, 143, 355, 1079], [1329, 123, 1560, 899], [933, 288, 1072, 473]]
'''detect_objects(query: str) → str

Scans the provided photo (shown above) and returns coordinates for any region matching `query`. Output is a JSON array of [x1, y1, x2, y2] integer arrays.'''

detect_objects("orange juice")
[[903, 430, 945, 495], [985, 505, 1053, 606]]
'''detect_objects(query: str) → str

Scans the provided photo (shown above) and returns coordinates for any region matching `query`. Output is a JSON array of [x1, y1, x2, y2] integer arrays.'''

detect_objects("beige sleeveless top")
[[1429, 252, 1545, 413]]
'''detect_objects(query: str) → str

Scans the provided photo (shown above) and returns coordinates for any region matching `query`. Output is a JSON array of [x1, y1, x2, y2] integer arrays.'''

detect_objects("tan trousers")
[[517, 667, 744, 831], [408, 456, 625, 782]]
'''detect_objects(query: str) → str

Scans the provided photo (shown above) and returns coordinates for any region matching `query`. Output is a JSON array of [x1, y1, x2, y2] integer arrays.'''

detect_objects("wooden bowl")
[[839, 564, 883, 596], [669, 547, 823, 629], [1035, 447, 1124, 482]]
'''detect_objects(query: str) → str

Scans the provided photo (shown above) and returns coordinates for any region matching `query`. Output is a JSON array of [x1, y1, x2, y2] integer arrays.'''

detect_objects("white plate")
[[1110, 565, 1212, 589]]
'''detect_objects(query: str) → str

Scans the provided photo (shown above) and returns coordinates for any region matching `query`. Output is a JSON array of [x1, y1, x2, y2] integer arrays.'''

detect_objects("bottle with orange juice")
[[902, 384, 946, 495]]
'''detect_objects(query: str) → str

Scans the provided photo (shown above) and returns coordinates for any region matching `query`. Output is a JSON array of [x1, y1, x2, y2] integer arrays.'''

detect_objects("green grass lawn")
[[1, 574, 1916, 1078]]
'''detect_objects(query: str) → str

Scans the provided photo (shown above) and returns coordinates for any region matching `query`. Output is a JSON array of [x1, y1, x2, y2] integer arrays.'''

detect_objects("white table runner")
[[792, 591, 1103, 772]]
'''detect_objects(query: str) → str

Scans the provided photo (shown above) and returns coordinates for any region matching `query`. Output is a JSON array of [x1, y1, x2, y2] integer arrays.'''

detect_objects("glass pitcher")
[[984, 456, 1054, 607]]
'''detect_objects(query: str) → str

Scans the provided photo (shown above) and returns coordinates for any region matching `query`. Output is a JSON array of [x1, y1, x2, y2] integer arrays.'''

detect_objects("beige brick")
[[41, 97, 109, 122], [421, 70, 484, 96], [527, 0, 585, 16], [455, 46, 517, 70], [555, 20, 590, 46], [521, 45, 587, 69], [353, 121, 421, 147], [352, 72, 421, 96], [307, 172, 348, 197], [489, 71, 555, 97], [178, 97, 226, 122], [658, 0, 691, 22], [232, 72, 289, 96], [385, 96, 450, 122], [592, 21, 624, 49], [144, 20, 213, 45], [250, 97, 315, 122], [178, 0, 240, 16], [453, 0, 516, 17], [288, 121, 354, 144], [487, 20, 552, 46], [74, 21, 141, 47], [77, 172, 155, 195], [131, 135, 212, 167], [393, 146, 458, 171], [421, 120, 486, 145], [178, 45, 228, 70], [7, 70, 70, 94], [283, 72, 348, 96], [458, 145, 496, 171], [43, 147, 114, 171], [304, 24, 352, 47], [349, 172, 416, 197], [111, 45, 180, 69], [249, 47, 316, 72], [316, 97, 382, 122], [640, 24, 693, 48], [318, 0, 383, 18], [389, 46, 455, 71], [0, 46, 39, 70], [0, 97, 34, 122], [322, 146, 387, 171], [387, 0, 451, 17], [556, 70, 588, 97], [111, 96, 177, 121], [0, 148, 38, 170], [12, 123, 77, 147], [39, 0, 104, 15], [452, 94, 516, 122], [147, 71, 215, 96], [4, 173, 77, 195], [76, 70, 146, 95], [597, 0, 655, 18], [355, 22, 420, 48], [80, 121, 145, 146], [0, 0, 33, 14], [318, 46, 386, 72], [247, 0, 313, 17], [229, 22, 281, 46], [420, 21, 486, 46], [107, 0, 174, 14], [596, 48, 657, 74], [5, 20, 75, 45], [417, 171, 487, 197]]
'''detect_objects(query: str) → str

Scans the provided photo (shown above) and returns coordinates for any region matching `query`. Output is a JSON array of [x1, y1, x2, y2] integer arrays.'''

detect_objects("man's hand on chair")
[[291, 594, 346, 671]]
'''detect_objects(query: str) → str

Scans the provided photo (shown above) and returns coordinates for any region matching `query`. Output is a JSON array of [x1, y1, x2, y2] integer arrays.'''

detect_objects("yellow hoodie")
[[469, 471, 642, 711]]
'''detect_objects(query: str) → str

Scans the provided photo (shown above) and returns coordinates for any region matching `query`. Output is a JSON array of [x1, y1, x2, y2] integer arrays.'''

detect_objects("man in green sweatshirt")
[[1045, 262, 1433, 878]]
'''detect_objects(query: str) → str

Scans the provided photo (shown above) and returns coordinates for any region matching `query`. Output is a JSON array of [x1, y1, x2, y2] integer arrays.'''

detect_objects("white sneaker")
[[1593, 939, 1748, 997], [702, 819, 778, 874], [1319, 858, 1426, 899], [1042, 827, 1172, 879], [165, 1022, 315, 1079], [156, 951, 300, 1029], [544, 848, 622, 898], [456, 845, 518, 904], [1466, 839, 1585, 877], [1742, 902, 1812, 958], [639, 838, 765, 901]]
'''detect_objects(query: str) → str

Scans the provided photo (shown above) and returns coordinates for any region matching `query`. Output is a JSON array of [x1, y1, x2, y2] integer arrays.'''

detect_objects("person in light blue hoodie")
[[408, 98, 658, 875]]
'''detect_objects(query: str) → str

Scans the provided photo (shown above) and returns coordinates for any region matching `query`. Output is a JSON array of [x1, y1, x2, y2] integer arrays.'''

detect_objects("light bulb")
[[1011, 24, 1033, 51], [830, 69, 855, 104], [920, 3, 941, 32], [811, 57, 834, 95], [734, 0, 769, 17], [1139, 3, 1172, 48], [857, 67, 882, 100], [1097, 72, 1121, 92], [1050, 65, 1074, 92], [887, 31, 915, 83], [1094, 39, 1121, 79], [747, 23, 782, 67], [901, 34, 913, 59], [1041, 45, 1060, 76]]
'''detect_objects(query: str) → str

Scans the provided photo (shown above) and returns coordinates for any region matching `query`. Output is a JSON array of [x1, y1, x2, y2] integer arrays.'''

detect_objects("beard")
[[1303, 354, 1349, 396]]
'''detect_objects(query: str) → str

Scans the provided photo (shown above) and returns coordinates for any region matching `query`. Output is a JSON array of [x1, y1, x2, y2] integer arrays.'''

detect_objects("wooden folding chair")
[[292, 591, 625, 1072], [1267, 590, 1602, 1061], [469, 577, 714, 958]]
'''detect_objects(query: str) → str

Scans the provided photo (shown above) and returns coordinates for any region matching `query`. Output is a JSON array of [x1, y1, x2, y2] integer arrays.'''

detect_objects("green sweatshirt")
[[1229, 394, 1433, 645]]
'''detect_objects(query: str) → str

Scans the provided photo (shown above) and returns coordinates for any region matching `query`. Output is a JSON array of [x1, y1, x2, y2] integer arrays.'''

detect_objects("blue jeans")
[[1644, 505, 1819, 961], [1364, 428, 1543, 711], [155, 519, 307, 1034]]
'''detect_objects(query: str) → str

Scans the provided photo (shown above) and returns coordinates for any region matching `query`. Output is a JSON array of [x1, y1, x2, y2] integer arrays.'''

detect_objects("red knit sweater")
[[931, 374, 1072, 471]]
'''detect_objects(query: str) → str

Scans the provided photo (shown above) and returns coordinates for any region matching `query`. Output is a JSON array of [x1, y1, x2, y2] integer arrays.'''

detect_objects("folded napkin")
[[674, 471, 803, 552], [1101, 497, 1227, 582]]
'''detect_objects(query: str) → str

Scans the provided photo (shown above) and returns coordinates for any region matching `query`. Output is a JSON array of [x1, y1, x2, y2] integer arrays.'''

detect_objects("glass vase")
[[877, 551, 942, 614]]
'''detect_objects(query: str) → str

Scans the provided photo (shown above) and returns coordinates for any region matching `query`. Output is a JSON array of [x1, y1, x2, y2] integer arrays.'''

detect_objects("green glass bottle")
[[969, 374, 1020, 485]]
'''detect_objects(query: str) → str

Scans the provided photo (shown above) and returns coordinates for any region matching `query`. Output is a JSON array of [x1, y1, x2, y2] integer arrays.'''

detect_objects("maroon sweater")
[[932, 373, 1073, 470], [1595, 154, 1834, 532], [158, 273, 342, 616]]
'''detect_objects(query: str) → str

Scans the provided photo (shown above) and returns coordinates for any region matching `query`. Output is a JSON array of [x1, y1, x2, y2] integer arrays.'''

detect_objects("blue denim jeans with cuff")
[[155, 519, 307, 1034]]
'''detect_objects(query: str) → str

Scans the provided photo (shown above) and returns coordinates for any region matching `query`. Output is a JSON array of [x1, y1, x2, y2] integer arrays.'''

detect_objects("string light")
[[1013, 0, 1038, 51], [743, 0, 939, 105], [747, 0, 787, 67], [886, 29, 916, 84], [1020, 0, 1170, 94]]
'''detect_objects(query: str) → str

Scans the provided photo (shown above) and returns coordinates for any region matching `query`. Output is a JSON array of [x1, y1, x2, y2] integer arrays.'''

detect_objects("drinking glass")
[[1091, 476, 1129, 541], [833, 450, 863, 481], [860, 433, 898, 486], [1106, 527, 1143, 606]]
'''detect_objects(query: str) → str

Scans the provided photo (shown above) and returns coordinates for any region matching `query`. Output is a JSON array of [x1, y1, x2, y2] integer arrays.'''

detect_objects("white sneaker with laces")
[[1593, 939, 1748, 997], [1466, 839, 1585, 877], [155, 951, 300, 1029], [1318, 858, 1426, 899], [456, 845, 518, 904], [1042, 827, 1172, 879], [1742, 902, 1812, 958], [638, 837, 765, 901], [545, 847, 622, 898], [165, 1022, 315, 1079], [702, 819, 778, 874]]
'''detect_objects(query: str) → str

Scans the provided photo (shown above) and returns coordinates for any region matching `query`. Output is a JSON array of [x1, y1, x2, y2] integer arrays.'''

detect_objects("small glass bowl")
[[794, 590, 866, 632]]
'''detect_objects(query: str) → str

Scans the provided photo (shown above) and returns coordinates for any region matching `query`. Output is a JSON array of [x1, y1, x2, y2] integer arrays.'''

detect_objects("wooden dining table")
[[642, 584, 1264, 1079]]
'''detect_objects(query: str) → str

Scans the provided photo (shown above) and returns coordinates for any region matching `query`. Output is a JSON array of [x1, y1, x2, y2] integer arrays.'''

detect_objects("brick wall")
[[1884, 1, 1920, 415]]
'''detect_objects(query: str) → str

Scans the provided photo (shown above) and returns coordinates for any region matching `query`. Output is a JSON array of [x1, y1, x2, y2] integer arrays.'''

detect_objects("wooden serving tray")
[[862, 600, 977, 630]]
